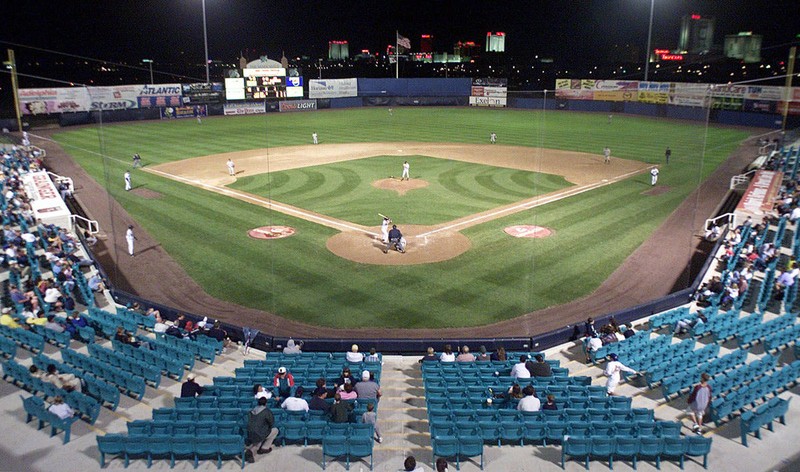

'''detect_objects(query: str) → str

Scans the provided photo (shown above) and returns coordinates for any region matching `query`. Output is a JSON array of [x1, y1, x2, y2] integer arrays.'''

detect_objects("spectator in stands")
[[9, 284, 38, 312], [584, 317, 598, 337], [600, 325, 619, 345], [517, 385, 541, 412], [330, 393, 353, 423], [48, 396, 74, 420], [510, 355, 531, 379], [404, 456, 424, 472], [436, 458, 449, 472], [542, 394, 558, 411], [273, 366, 295, 401], [44, 314, 64, 333], [0, 307, 21, 328], [339, 382, 357, 400], [774, 266, 799, 299], [44, 364, 81, 392], [622, 323, 636, 339], [721, 282, 740, 308], [491, 346, 507, 361], [365, 347, 380, 363], [144, 307, 161, 320], [604, 353, 637, 395], [688, 373, 712, 433], [674, 313, 707, 335], [694, 276, 724, 306], [476, 345, 491, 361], [355, 370, 381, 400], [334, 366, 357, 391], [253, 384, 272, 400], [313, 378, 332, 398], [114, 327, 141, 348], [65, 312, 88, 338], [282, 338, 303, 354], [29, 365, 45, 379], [418, 347, 438, 363], [83, 229, 98, 246], [361, 402, 382, 443], [87, 274, 105, 293], [245, 396, 278, 462], [499, 384, 524, 403], [585, 334, 602, 362], [439, 344, 456, 362], [281, 387, 309, 412], [456, 345, 476, 362], [180, 374, 204, 398], [346, 344, 364, 363], [704, 223, 722, 241], [175, 314, 189, 330], [25, 311, 47, 327], [205, 320, 230, 348], [526, 354, 552, 377], [309, 387, 331, 414]]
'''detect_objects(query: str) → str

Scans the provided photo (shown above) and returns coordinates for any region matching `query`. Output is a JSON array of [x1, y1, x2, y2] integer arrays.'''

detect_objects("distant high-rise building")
[[486, 32, 506, 53], [678, 14, 714, 54], [454, 41, 480, 59], [420, 35, 433, 53], [328, 41, 349, 60], [725, 32, 762, 63]]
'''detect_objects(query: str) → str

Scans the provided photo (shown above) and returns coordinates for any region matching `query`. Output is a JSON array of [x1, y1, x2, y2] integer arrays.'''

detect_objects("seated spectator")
[[273, 366, 295, 400], [65, 312, 88, 339], [329, 393, 353, 423], [456, 345, 476, 362], [0, 307, 22, 328], [44, 364, 81, 392], [313, 378, 331, 399], [439, 344, 456, 362], [253, 384, 272, 400], [339, 382, 358, 400], [600, 326, 619, 345], [153, 320, 169, 333], [87, 274, 105, 293], [476, 345, 491, 361], [362, 402, 382, 443], [334, 367, 357, 391], [491, 346, 507, 361], [622, 323, 636, 339], [674, 313, 708, 335], [115, 327, 141, 348], [542, 394, 558, 411], [586, 334, 602, 362], [584, 317, 598, 338], [29, 365, 45, 379], [180, 374, 203, 398], [365, 347, 380, 363], [526, 354, 552, 377], [502, 384, 524, 401], [144, 307, 161, 320], [354, 370, 381, 400], [510, 355, 531, 379], [9, 284, 38, 311], [281, 387, 309, 412], [517, 385, 541, 412], [704, 224, 722, 241], [282, 338, 303, 355], [205, 320, 230, 347], [418, 347, 438, 363], [309, 387, 331, 413], [25, 311, 47, 327], [346, 344, 364, 363], [48, 396, 75, 420], [83, 230, 98, 246], [44, 314, 64, 333]]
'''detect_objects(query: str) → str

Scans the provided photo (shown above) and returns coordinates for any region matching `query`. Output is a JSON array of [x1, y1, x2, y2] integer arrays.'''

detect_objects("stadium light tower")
[[142, 59, 154, 84], [644, 0, 655, 81], [201, 0, 210, 83]]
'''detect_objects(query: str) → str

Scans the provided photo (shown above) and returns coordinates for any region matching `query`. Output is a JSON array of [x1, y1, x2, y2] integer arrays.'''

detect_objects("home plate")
[[602, 179, 608, 182]]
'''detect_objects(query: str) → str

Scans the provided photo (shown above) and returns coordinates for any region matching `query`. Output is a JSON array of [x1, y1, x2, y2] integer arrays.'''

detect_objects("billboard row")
[[18, 84, 183, 114], [309, 79, 358, 99]]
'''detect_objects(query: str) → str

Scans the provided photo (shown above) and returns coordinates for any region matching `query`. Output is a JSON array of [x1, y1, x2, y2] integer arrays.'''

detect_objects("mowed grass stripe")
[[54, 107, 752, 328]]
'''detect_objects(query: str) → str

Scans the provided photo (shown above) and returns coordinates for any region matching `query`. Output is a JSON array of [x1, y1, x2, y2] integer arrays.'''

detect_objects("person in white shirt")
[[226, 159, 236, 176], [253, 383, 273, 400], [44, 286, 62, 305], [510, 355, 532, 379], [517, 386, 541, 412], [125, 225, 137, 257], [586, 334, 602, 361], [124, 170, 131, 191], [439, 344, 456, 362], [48, 396, 74, 419], [312, 132, 318, 145], [346, 344, 364, 363], [604, 353, 637, 395], [281, 388, 309, 412]]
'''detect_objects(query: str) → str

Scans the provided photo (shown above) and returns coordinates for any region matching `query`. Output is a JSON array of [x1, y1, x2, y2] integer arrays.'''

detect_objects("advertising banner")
[[86, 85, 140, 110], [555, 89, 594, 100], [19, 87, 90, 114], [778, 101, 800, 115], [224, 78, 245, 100], [279, 99, 317, 112], [710, 84, 747, 99], [160, 105, 207, 119], [244, 68, 286, 77], [711, 97, 743, 110], [555, 79, 572, 90], [639, 92, 668, 104], [744, 86, 784, 101], [736, 170, 782, 221], [743, 100, 777, 113], [286, 76, 303, 98], [472, 77, 508, 87], [584, 80, 639, 91], [469, 96, 507, 107], [22, 172, 71, 229], [593, 91, 638, 102], [223, 102, 266, 115], [673, 83, 711, 95], [309, 78, 358, 99], [135, 84, 182, 108], [638, 82, 670, 93], [472, 86, 507, 98], [668, 94, 708, 107]]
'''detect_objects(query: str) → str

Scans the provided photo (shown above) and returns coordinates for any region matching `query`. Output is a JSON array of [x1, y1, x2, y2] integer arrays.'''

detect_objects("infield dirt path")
[[36, 128, 764, 338], [149, 143, 651, 265]]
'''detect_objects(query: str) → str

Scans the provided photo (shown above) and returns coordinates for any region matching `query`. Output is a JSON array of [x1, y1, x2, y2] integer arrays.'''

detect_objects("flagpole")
[[395, 30, 399, 79]]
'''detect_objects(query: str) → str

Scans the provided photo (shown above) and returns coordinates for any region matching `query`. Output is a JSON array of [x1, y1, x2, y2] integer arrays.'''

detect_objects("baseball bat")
[[378, 213, 388, 219]]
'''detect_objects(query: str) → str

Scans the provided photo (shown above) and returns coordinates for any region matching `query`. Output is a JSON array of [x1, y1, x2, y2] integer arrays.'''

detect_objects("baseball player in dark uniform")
[[384, 225, 405, 254]]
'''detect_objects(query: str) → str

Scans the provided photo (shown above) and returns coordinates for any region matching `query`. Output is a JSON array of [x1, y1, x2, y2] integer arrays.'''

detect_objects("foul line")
[[417, 166, 652, 237]]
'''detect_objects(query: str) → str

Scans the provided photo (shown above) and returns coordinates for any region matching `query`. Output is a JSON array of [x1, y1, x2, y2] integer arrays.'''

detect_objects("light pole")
[[644, 0, 655, 81], [142, 59, 154, 84], [318, 58, 322, 79], [201, 0, 210, 83]]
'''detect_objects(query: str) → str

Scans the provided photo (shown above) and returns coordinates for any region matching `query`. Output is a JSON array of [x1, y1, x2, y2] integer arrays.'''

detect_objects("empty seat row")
[[562, 435, 712, 470], [97, 433, 245, 469]]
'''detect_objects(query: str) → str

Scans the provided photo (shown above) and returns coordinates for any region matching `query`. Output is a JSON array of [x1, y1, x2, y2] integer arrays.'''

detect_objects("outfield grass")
[[53, 107, 752, 328]]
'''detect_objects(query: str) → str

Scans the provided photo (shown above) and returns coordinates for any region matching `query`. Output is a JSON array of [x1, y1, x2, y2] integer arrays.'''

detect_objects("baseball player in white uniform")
[[490, 132, 497, 144], [380, 216, 391, 243], [604, 353, 637, 395], [227, 159, 235, 176], [124, 171, 131, 191], [401, 161, 410, 181], [312, 132, 318, 145], [125, 225, 137, 257], [650, 167, 659, 186], [603, 147, 611, 164]]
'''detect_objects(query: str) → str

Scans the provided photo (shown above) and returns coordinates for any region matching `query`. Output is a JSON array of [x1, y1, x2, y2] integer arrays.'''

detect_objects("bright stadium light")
[[644, 0, 655, 81], [201, 0, 210, 83]]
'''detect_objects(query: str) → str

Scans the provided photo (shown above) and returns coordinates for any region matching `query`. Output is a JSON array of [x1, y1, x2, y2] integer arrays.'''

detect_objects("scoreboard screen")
[[245, 75, 287, 99]]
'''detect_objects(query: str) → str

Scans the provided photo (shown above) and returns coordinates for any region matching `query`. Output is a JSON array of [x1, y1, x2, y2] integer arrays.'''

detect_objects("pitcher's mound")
[[327, 224, 470, 265], [372, 178, 429, 195]]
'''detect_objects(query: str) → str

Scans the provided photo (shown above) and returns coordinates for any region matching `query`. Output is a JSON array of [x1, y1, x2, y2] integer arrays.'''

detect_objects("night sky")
[[0, 0, 796, 67]]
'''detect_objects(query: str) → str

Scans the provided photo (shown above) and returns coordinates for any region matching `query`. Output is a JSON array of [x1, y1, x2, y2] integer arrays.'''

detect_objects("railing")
[[71, 214, 99, 234], [704, 213, 736, 236], [731, 169, 757, 190], [47, 171, 73, 193], [759, 142, 777, 156]]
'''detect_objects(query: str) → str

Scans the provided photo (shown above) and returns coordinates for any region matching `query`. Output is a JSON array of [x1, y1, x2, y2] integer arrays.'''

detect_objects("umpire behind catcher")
[[384, 225, 405, 254]]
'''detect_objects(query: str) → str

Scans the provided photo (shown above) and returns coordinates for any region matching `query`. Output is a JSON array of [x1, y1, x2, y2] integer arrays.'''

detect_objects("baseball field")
[[51, 107, 752, 329]]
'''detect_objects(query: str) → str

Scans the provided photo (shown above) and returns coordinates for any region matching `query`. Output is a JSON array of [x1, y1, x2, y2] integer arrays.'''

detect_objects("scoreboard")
[[246, 75, 286, 99]]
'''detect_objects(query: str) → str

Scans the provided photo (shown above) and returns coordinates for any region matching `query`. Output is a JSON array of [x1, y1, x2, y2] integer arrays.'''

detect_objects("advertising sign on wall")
[[309, 78, 358, 99], [469, 96, 507, 107], [286, 76, 304, 98], [160, 105, 208, 119], [279, 99, 317, 112], [19, 87, 90, 115], [223, 102, 266, 115]]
